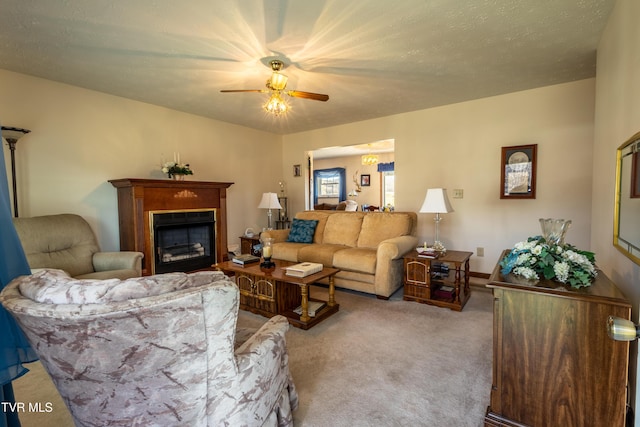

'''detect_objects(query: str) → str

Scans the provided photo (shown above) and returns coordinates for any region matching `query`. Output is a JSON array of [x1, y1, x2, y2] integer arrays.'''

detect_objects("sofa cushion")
[[333, 248, 377, 274], [357, 212, 413, 249], [272, 242, 311, 262], [322, 213, 364, 247], [297, 244, 349, 267], [287, 218, 319, 243], [295, 211, 331, 243]]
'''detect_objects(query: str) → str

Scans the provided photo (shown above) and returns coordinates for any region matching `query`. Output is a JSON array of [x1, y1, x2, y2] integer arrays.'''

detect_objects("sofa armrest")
[[377, 235, 419, 260], [260, 229, 290, 243], [92, 251, 143, 276], [373, 235, 419, 298]]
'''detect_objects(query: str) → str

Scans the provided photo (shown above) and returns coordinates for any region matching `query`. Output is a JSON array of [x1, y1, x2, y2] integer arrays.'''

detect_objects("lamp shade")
[[419, 188, 454, 214], [0, 126, 30, 141], [257, 193, 282, 210]]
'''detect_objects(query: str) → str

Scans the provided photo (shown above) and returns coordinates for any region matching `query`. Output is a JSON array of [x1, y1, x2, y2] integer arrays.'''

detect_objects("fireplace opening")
[[150, 209, 216, 274]]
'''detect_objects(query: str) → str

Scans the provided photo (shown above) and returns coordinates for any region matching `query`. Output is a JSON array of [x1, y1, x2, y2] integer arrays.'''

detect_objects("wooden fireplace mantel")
[[109, 178, 234, 275]]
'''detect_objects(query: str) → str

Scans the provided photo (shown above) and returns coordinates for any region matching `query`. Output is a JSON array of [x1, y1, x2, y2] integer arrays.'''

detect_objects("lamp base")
[[432, 241, 447, 253]]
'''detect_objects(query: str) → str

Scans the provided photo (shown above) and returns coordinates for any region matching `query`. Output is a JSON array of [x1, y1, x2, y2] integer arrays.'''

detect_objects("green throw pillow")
[[287, 219, 319, 243]]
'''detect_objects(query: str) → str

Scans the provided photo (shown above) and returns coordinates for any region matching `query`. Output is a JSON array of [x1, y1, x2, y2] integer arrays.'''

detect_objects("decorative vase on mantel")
[[539, 218, 571, 245], [171, 174, 185, 181]]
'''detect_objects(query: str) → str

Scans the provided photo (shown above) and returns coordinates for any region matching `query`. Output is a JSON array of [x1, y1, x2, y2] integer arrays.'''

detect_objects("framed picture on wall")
[[500, 144, 537, 199], [293, 164, 302, 177], [361, 174, 370, 186]]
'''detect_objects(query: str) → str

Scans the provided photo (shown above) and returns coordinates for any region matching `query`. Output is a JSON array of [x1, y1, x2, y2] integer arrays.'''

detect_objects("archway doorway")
[[308, 139, 394, 211]]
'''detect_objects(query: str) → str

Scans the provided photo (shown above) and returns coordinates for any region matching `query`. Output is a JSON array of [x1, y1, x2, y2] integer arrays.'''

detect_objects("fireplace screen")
[[150, 209, 216, 274]]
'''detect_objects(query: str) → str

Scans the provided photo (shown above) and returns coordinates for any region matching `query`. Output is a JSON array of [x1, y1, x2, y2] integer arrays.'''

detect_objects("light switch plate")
[[453, 189, 463, 199]]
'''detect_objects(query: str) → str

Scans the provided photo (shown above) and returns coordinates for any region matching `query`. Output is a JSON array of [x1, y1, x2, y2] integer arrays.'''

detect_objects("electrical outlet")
[[477, 247, 484, 257], [453, 189, 463, 199]]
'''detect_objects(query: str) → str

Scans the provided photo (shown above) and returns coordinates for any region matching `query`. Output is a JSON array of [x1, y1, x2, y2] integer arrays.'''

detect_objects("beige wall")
[[0, 70, 597, 275], [593, 0, 640, 415], [283, 79, 596, 274], [0, 69, 284, 253]]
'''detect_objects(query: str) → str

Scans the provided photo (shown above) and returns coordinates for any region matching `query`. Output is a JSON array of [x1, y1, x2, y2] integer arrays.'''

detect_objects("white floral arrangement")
[[499, 236, 597, 289], [161, 161, 193, 178]]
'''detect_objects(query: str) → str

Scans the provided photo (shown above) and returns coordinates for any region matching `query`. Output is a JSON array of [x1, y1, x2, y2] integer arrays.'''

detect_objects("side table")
[[239, 235, 261, 256], [403, 250, 472, 311]]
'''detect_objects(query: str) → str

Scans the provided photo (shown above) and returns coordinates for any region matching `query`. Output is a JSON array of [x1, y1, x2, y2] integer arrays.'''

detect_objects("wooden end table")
[[403, 250, 472, 311], [239, 235, 261, 256], [215, 259, 339, 330]]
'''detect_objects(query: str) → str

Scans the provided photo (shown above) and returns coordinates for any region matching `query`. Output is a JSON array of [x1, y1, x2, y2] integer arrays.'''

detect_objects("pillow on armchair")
[[287, 218, 319, 243]]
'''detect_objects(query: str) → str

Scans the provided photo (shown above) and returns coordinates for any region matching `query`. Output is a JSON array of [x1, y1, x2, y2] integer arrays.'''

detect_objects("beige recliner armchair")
[[13, 213, 142, 279], [0, 269, 298, 426]]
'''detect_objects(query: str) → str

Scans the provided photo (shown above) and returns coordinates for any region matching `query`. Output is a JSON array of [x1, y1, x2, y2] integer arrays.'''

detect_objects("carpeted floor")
[[12, 283, 494, 426]]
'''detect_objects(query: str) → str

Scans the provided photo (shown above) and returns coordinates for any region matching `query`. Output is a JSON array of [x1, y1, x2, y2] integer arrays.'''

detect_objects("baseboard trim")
[[471, 271, 491, 279]]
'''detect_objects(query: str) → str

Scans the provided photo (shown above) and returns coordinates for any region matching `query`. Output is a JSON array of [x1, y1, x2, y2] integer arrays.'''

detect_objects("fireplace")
[[109, 179, 233, 276], [150, 209, 216, 274]]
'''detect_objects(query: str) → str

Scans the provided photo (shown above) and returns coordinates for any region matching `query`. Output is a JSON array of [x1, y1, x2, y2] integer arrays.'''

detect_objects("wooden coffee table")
[[215, 259, 339, 330]]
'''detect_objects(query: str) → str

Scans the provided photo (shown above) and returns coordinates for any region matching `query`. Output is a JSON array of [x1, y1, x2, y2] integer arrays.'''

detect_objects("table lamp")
[[419, 188, 454, 252], [258, 192, 282, 230]]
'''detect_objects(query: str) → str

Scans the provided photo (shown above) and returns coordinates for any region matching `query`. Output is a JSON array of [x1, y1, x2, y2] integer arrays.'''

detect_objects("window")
[[318, 175, 340, 197], [382, 171, 395, 207], [313, 168, 346, 205], [377, 162, 395, 208]]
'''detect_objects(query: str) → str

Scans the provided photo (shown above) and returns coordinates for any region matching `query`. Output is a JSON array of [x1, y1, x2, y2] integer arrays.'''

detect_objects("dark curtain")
[[0, 126, 38, 427], [377, 162, 394, 172], [313, 167, 346, 205]]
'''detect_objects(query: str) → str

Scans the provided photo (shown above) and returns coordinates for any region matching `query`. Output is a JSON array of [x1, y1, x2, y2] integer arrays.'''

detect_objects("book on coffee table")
[[232, 254, 260, 265], [284, 262, 323, 277], [293, 301, 326, 317]]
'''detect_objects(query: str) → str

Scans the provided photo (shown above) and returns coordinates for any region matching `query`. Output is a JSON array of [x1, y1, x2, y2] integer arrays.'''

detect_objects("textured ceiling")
[[0, 0, 615, 135]]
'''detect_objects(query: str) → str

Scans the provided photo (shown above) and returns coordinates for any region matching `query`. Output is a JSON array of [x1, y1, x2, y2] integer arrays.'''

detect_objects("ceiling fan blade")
[[286, 90, 329, 102], [220, 89, 268, 94]]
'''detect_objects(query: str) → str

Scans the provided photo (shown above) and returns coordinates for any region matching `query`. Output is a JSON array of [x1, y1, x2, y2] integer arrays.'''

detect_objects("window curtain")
[[0, 126, 39, 427], [377, 162, 394, 172], [313, 167, 346, 205]]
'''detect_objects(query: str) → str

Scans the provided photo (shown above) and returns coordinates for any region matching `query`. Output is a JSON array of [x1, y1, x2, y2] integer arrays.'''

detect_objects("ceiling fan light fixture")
[[362, 153, 379, 166], [264, 92, 289, 116], [269, 72, 288, 91]]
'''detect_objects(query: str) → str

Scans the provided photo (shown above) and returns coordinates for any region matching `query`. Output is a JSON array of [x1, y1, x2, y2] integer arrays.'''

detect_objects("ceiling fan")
[[221, 60, 329, 115]]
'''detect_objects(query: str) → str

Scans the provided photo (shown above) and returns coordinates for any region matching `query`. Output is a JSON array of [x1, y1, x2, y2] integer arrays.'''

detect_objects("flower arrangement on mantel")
[[499, 236, 597, 289], [161, 161, 193, 179]]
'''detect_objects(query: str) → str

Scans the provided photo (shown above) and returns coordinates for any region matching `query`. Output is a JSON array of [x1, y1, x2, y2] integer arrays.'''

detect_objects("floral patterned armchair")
[[0, 269, 298, 426]]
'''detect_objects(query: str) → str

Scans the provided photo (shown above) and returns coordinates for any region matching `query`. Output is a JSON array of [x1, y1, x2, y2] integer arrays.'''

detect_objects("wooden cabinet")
[[403, 250, 472, 311], [485, 253, 631, 427]]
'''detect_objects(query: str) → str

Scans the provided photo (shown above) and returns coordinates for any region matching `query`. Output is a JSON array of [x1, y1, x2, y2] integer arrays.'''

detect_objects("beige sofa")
[[262, 210, 418, 299]]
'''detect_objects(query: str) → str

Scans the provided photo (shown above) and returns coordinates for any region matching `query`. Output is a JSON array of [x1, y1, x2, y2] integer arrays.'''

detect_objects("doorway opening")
[[308, 139, 394, 211]]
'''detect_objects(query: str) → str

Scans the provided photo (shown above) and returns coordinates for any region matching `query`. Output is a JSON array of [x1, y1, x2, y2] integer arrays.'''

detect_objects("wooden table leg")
[[454, 263, 461, 304], [464, 259, 470, 294], [328, 274, 336, 307], [300, 283, 310, 323]]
